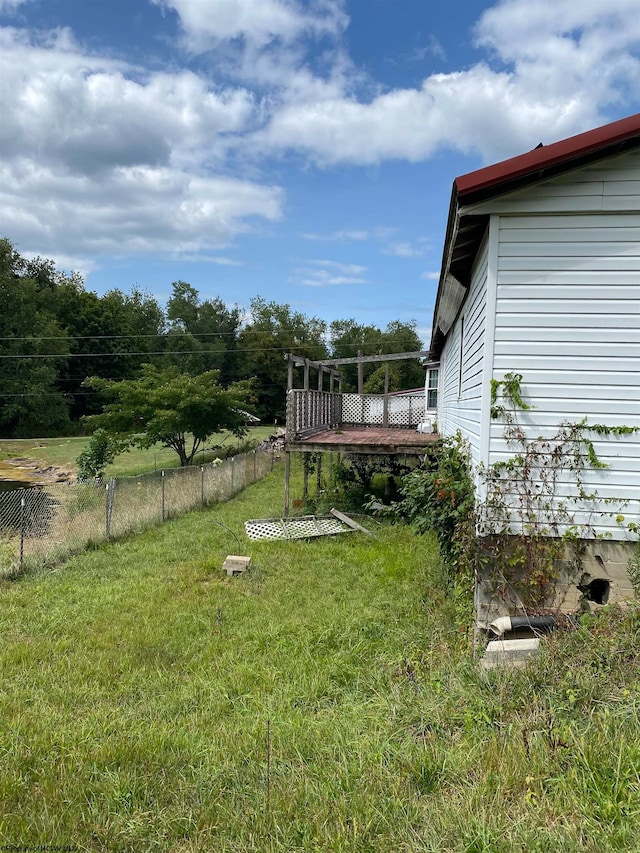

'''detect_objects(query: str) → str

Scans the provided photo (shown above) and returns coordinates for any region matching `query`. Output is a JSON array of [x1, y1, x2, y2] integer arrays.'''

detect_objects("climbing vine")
[[385, 372, 638, 610], [480, 373, 637, 604]]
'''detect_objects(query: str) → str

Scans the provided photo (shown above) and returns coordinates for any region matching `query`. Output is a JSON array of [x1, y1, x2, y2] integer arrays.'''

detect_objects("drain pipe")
[[489, 615, 557, 638]]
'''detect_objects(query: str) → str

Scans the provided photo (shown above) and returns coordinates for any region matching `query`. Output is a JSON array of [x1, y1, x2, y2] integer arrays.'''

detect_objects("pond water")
[[0, 479, 36, 492], [0, 460, 41, 491]]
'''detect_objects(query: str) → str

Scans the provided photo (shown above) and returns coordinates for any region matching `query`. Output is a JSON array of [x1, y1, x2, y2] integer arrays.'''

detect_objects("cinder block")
[[481, 638, 540, 670], [222, 555, 252, 577]]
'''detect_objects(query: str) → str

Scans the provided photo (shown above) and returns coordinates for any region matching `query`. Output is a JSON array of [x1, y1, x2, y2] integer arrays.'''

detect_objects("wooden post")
[[383, 363, 389, 428], [357, 349, 363, 395], [317, 367, 323, 392], [316, 454, 322, 496], [303, 455, 309, 502], [287, 353, 294, 391], [329, 372, 334, 393], [303, 359, 310, 432], [284, 451, 291, 516]]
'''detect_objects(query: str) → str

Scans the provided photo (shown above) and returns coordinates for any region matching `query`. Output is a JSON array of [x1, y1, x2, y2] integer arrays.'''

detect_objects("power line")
[[0, 329, 423, 344], [0, 338, 425, 360]]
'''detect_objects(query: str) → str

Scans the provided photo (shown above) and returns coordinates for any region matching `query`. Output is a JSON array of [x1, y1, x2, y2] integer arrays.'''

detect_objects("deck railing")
[[286, 390, 342, 440], [286, 389, 426, 440]]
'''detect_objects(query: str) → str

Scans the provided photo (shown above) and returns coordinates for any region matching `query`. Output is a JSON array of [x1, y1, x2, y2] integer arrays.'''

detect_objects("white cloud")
[[0, 26, 282, 259], [0, 0, 32, 12], [258, 0, 640, 165], [301, 226, 397, 242], [153, 0, 348, 50], [0, 28, 254, 172], [1, 160, 282, 256], [291, 258, 367, 287], [21, 251, 98, 281], [384, 241, 426, 259], [301, 227, 427, 258], [420, 271, 440, 281]]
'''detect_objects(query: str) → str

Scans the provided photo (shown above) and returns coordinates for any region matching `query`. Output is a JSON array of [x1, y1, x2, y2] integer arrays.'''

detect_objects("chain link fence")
[[0, 450, 275, 577]]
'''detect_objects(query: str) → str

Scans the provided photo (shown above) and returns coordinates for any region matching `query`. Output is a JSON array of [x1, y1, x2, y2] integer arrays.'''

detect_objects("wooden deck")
[[287, 425, 439, 455]]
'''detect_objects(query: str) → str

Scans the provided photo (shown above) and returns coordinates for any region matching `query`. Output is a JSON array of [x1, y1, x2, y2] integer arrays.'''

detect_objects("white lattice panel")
[[245, 515, 351, 541], [341, 393, 423, 427], [341, 394, 383, 425], [389, 395, 421, 426]]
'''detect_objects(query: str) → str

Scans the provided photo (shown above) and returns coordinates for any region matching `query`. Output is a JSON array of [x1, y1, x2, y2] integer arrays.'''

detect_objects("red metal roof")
[[455, 112, 640, 200]]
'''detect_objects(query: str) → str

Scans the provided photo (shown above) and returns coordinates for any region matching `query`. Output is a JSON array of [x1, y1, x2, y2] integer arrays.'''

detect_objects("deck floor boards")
[[287, 425, 439, 454]]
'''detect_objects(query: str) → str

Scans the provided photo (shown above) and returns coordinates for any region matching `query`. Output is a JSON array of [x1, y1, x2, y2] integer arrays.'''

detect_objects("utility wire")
[[0, 338, 425, 360]]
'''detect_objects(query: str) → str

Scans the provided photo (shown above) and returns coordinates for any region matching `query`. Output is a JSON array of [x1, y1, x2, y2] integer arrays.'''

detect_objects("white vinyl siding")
[[465, 149, 640, 216], [438, 234, 488, 467], [488, 210, 640, 537], [436, 147, 640, 538]]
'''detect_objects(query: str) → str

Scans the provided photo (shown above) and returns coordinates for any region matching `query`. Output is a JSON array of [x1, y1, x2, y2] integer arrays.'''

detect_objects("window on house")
[[427, 368, 439, 409]]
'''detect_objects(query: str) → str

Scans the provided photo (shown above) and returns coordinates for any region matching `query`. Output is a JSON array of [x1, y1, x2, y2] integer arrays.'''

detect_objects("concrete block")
[[222, 555, 251, 577], [481, 638, 540, 670]]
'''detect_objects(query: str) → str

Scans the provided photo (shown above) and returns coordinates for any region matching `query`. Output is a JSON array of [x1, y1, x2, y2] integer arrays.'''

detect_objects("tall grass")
[[0, 469, 638, 851]]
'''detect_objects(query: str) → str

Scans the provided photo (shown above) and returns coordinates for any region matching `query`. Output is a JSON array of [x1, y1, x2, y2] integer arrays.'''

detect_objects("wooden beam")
[[289, 350, 430, 367], [330, 508, 373, 535], [357, 349, 363, 394]]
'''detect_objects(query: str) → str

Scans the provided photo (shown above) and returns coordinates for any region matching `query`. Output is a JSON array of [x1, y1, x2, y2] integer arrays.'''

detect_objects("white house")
[[430, 113, 640, 562]]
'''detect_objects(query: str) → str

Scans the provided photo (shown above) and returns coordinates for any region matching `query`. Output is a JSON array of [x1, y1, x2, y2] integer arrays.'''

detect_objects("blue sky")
[[2, 0, 640, 342]]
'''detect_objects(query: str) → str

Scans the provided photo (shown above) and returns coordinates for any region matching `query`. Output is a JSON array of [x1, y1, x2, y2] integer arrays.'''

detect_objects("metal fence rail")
[[0, 450, 275, 577]]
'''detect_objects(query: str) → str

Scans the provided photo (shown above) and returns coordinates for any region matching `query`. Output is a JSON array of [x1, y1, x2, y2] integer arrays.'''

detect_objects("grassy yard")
[[1, 469, 639, 851], [0, 426, 276, 478]]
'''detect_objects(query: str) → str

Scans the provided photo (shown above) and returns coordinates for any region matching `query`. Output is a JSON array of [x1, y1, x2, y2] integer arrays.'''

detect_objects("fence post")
[[253, 449, 257, 482], [161, 470, 166, 521], [201, 465, 205, 507], [284, 451, 291, 517], [231, 457, 235, 494], [19, 494, 26, 571], [105, 481, 112, 540]]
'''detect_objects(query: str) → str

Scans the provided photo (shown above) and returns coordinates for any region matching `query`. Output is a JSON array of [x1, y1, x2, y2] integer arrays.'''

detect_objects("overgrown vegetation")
[[1, 468, 639, 850], [482, 373, 638, 604], [380, 373, 638, 609], [75, 428, 130, 481]]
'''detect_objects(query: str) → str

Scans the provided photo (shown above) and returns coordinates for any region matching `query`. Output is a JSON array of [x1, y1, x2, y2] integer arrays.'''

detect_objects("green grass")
[[0, 426, 276, 478], [0, 469, 639, 851]]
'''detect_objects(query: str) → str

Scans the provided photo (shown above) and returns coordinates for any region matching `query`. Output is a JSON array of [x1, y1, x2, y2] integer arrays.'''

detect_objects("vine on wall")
[[384, 373, 638, 609], [480, 372, 637, 604]]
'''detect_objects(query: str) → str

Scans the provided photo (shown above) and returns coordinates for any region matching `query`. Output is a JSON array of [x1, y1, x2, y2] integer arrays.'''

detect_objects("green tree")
[[330, 319, 424, 391], [75, 428, 130, 481], [166, 281, 241, 382], [237, 297, 328, 422], [55, 281, 166, 420], [0, 238, 71, 437], [84, 365, 253, 467]]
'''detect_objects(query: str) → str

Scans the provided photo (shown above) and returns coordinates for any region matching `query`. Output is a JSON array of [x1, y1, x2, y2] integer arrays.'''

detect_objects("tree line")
[[0, 238, 425, 438]]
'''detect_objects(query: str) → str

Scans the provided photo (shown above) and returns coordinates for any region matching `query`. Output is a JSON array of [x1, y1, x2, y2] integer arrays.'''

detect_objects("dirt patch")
[[0, 457, 75, 485]]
